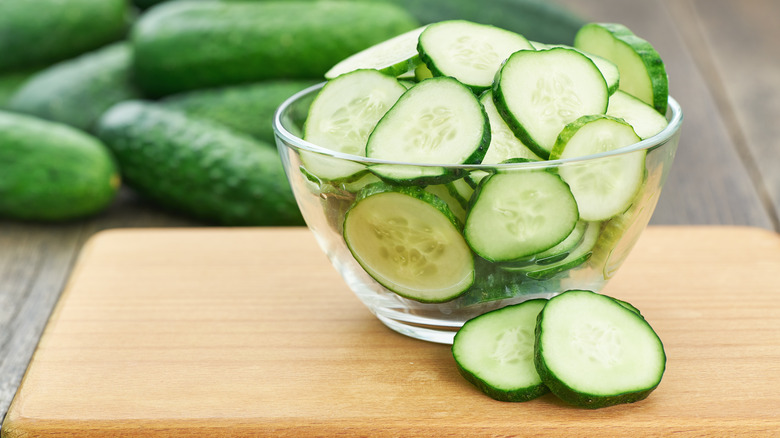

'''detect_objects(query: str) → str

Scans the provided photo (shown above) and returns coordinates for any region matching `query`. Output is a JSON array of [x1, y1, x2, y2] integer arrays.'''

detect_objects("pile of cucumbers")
[[0, 0, 582, 224]]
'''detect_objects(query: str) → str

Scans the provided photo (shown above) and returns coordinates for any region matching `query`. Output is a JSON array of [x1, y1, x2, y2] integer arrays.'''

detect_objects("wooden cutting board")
[[2, 226, 779, 437]]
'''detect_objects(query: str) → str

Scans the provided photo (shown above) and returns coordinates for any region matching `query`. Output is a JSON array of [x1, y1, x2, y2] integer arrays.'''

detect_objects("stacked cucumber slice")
[[302, 20, 670, 305]]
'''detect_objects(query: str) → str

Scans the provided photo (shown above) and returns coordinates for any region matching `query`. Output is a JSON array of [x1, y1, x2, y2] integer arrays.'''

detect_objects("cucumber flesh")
[[325, 26, 428, 79], [453, 299, 549, 402], [465, 171, 579, 262], [303, 69, 406, 181], [419, 20, 534, 92], [535, 290, 665, 409], [493, 48, 608, 159], [607, 90, 668, 139], [480, 90, 543, 164], [343, 183, 474, 303], [531, 41, 620, 95], [574, 23, 668, 114], [550, 115, 645, 221], [366, 77, 489, 182]]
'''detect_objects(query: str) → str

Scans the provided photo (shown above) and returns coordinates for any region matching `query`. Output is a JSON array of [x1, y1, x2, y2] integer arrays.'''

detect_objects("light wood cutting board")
[[2, 226, 779, 437]]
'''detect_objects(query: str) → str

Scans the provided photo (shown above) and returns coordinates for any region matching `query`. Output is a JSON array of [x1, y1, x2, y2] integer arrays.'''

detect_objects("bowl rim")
[[273, 81, 683, 169]]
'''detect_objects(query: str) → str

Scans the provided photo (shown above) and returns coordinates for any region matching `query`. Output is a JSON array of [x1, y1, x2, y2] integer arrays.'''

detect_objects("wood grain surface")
[[2, 226, 779, 437], [2, 0, 779, 429]]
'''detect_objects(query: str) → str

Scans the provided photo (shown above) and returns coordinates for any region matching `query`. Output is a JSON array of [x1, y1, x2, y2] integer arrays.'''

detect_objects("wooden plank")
[[676, 0, 780, 223], [555, 0, 773, 228], [2, 226, 779, 437]]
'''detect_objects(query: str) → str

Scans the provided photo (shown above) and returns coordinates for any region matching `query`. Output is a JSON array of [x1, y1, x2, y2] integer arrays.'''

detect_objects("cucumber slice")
[[493, 48, 608, 159], [303, 69, 406, 181], [550, 115, 645, 221], [531, 41, 620, 96], [535, 290, 665, 409], [325, 26, 428, 80], [533, 220, 587, 263], [343, 182, 474, 303], [505, 220, 600, 280], [418, 20, 534, 92], [607, 90, 668, 139], [574, 22, 669, 114], [366, 77, 489, 183], [424, 183, 467, 224], [452, 299, 549, 402], [465, 171, 579, 262], [480, 91, 543, 164], [445, 178, 474, 209]]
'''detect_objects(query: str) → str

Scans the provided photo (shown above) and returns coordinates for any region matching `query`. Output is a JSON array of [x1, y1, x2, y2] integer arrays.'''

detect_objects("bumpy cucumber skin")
[[575, 23, 668, 115], [95, 101, 304, 226], [131, 1, 418, 96], [0, 111, 119, 222], [161, 80, 317, 145], [8, 43, 142, 132], [534, 290, 665, 409], [0, 0, 130, 73], [453, 299, 550, 402]]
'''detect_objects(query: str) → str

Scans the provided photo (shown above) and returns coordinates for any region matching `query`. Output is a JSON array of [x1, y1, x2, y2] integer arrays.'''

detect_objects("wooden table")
[[1, 0, 779, 430]]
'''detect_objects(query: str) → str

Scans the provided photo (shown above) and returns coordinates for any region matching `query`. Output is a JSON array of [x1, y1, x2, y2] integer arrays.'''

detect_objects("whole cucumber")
[[0, 0, 131, 73], [0, 111, 120, 222], [131, 1, 418, 96], [95, 101, 304, 226]]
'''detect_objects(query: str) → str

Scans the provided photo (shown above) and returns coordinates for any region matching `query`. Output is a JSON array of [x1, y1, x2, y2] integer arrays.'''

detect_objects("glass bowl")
[[273, 82, 683, 344]]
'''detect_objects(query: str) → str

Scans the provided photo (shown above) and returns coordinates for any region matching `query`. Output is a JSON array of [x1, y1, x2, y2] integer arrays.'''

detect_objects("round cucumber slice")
[[419, 20, 534, 92], [493, 48, 609, 159], [324, 26, 428, 79], [465, 171, 579, 262], [343, 183, 474, 303], [453, 299, 550, 402], [607, 90, 669, 139], [574, 22, 669, 114], [531, 41, 621, 96], [550, 115, 645, 221], [535, 290, 666, 409]]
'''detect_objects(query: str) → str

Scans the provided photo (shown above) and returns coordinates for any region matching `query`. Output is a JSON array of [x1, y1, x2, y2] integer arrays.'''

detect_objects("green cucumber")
[[7, 43, 142, 132], [325, 26, 428, 79], [161, 80, 317, 145], [366, 77, 489, 183], [131, 1, 419, 96], [535, 290, 665, 409], [304, 69, 407, 181], [0, 71, 36, 109], [453, 299, 549, 402], [95, 101, 304, 226], [343, 182, 474, 303], [493, 47, 609, 159], [574, 23, 668, 114], [550, 115, 645, 221], [465, 170, 579, 262], [0, 111, 119, 222], [606, 90, 669, 139], [418, 20, 534, 92], [0, 0, 130, 73]]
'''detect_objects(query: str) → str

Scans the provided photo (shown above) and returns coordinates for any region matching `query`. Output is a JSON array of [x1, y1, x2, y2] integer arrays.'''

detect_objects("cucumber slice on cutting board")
[[465, 170, 579, 262], [453, 299, 550, 402], [303, 69, 406, 181], [534, 290, 666, 409], [418, 20, 534, 92], [493, 47, 608, 159], [574, 22, 668, 114], [343, 182, 474, 303], [550, 115, 645, 222], [325, 26, 428, 79]]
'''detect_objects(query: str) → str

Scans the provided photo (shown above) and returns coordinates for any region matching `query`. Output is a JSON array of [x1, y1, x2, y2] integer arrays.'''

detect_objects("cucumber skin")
[[534, 290, 665, 409], [95, 101, 304, 226], [7, 43, 143, 133], [575, 23, 668, 115], [131, 1, 419, 96], [0, 0, 130, 73], [453, 299, 550, 402], [549, 114, 638, 160], [0, 111, 119, 222], [160, 80, 318, 145]]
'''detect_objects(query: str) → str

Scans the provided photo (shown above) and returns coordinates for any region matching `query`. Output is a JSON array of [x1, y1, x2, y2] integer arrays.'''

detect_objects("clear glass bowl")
[[273, 83, 683, 344]]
